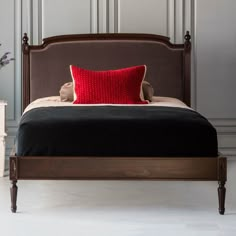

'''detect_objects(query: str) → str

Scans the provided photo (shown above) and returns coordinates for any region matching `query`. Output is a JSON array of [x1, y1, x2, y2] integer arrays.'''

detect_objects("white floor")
[[0, 161, 236, 236]]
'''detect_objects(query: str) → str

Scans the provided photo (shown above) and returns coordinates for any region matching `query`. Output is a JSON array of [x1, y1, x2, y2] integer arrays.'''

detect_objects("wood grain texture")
[[217, 157, 227, 181], [9, 157, 18, 181], [10, 156, 218, 180]]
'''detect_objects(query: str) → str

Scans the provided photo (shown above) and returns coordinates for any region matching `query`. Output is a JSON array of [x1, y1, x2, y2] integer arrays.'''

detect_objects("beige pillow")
[[142, 81, 154, 101], [59, 81, 154, 102], [59, 82, 74, 102]]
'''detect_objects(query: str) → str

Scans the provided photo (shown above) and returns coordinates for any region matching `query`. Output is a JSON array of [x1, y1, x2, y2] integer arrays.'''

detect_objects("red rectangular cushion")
[[70, 65, 148, 104]]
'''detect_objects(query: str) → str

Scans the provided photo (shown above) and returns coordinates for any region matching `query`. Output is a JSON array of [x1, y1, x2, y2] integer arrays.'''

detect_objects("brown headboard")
[[22, 32, 191, 111]]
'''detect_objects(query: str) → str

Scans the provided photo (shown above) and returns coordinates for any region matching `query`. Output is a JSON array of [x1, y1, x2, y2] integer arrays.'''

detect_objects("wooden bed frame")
[[10, 32, 227, 214]]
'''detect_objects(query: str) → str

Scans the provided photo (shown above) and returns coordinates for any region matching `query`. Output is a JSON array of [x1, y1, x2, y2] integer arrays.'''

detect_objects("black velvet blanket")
[[16, 106, 218, 157]]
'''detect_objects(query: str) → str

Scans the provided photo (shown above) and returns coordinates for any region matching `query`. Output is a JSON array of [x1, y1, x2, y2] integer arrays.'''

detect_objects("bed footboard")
[[9, 156, 227, 214]]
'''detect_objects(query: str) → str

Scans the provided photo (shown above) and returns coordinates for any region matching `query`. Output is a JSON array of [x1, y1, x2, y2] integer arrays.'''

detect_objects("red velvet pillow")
[[70, 65, 148, 104]]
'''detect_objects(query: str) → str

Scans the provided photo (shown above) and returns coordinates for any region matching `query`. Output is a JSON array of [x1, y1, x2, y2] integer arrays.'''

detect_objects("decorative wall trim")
[[183, 0, 191, 34], [167, 0, 175, 40], [114, 0, 120, 33], [210, 118, 236, 128], [27, 0, 33, 44], [174, 0, 184, 43], [114, 0, 177, 37], [41, 0, 97, 38], [41, 0, 45, 39], [219, 149, 236, 157], [6, 0, 23, 165], [181, 0, 197, 109], [37, 0, 43, 43], [90, 0, 98, 33], [98, 0, 108, 33], [6, 1, 19, 123], [26, 0, 42, 44], [105, 0, 109, 33], [191, 0, 197, 110], [13, 0, 22, 125], [108, 0, 118, 33], [218, 133, 236, 148], [108, 0, 114, 33], [213, 120, 236, 158], [167, 0, 185, 43]]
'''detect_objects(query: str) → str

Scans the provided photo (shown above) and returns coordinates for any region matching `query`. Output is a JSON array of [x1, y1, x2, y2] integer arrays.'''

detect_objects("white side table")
[[0, 101, 7, 177]]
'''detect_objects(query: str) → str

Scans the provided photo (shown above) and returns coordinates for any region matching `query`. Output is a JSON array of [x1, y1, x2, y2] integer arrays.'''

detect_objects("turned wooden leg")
[[218, 181, 226, 215], [10, 180, 18, 213]]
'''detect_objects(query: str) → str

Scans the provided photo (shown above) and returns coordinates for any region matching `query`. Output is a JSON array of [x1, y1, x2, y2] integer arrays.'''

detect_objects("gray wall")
[[0, 0, 235, 162]]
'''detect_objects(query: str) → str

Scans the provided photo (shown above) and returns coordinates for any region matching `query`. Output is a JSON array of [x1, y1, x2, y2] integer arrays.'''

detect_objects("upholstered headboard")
[[22, 32, 191, 110]]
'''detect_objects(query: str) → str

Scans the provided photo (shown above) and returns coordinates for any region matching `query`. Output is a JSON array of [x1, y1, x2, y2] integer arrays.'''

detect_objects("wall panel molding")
[[26, 0, 32, 44], [108, 0, 119, 33], [90, 0, 98, 33], [174, 0, 184, 43], [98, 0, 108, 33], [12, 0, 22, 125], [25, 0, 43, 44], [190, 0, 197, 110], [219, 149, 236, 158], [113, 0, 172, 35], [6, 0, 22, 124], [110, 0, 120, 33], [114, 0, 120, 33], [41, 0, 98, 38], [5, 0, 23, 164], [183, 0, 191, 34], [110, 0, 191, 41], [167, 0, 175, 40], [37, 0, 42, 43], [167, 0, 189, 43], [210, 119, 236, 128]]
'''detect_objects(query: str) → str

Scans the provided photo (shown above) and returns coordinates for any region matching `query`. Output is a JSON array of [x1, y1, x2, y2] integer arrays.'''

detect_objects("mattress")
[[16, 97, 218, 157]]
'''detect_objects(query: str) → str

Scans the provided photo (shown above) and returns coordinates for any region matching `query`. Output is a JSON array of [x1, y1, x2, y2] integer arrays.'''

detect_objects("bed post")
[[10, 181, 18, 213], [22, 33, 30, 112], [217, 157, 227, 215], [184, 31, 191, 107], [10, 157, 18, 213]]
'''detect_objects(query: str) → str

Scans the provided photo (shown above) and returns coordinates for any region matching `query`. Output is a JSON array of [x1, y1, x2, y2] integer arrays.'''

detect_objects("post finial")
[[23, 33, 29, 45], [184, 31, 191, 43], [22, 33, 29, 53], [184, 31, 191, 50]]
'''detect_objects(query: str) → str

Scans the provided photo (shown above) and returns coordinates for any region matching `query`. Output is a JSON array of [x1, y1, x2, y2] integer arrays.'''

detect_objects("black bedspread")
[[16, 106, 218, 157]]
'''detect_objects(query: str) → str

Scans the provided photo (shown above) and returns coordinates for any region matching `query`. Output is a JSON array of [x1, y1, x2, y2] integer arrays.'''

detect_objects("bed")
[[9, 31, 227, 214]]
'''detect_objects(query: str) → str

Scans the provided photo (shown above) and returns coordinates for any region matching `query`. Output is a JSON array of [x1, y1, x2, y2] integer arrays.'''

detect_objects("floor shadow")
[[225, 212, 236, 215]]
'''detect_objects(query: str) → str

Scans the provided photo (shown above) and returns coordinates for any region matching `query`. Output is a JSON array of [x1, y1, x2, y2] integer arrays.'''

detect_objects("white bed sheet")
[[23, 96, 192, 115]]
